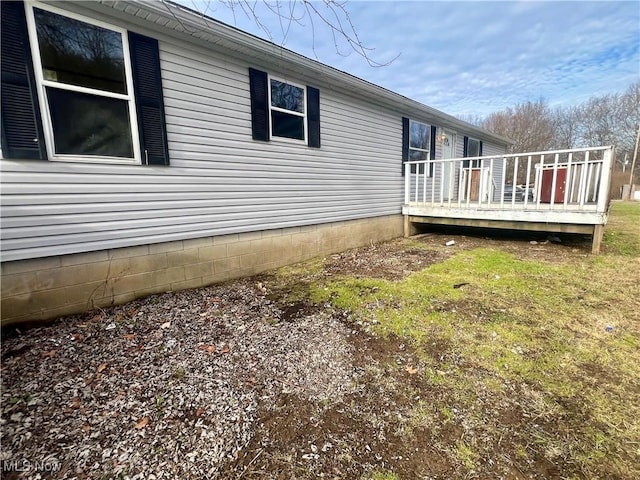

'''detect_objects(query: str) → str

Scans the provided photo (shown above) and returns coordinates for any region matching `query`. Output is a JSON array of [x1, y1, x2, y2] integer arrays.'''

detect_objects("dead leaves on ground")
[[135, 417, 150, 430], [198, 345, 217, 354], [196, 344, 231, 355]]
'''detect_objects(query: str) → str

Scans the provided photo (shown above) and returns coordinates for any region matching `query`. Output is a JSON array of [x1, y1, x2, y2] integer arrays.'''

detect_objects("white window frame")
[[24, 1, 141, 165], [409, 119, 432, 176], [268, 75, 307, 144]]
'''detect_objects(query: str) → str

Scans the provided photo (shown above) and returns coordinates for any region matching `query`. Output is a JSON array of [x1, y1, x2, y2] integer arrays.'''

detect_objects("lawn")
[[250, 200, 640, 479]]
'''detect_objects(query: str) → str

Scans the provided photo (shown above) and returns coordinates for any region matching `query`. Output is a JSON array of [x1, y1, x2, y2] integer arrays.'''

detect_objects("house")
[[0, 0, 513, 324]]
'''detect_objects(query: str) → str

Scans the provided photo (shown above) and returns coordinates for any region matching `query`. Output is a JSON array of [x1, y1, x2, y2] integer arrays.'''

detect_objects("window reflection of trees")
[[34, 7, 126, 94], [47, 88, 133, 157], [409, 121, 430, 160], [270, 80, 304, 113]]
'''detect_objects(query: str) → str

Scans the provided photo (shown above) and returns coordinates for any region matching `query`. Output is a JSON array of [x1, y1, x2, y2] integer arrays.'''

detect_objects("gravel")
[[1, 279, 356, 479]]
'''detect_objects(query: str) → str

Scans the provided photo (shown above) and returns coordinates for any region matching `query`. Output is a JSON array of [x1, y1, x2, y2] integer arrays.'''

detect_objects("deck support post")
[[403, 215, 418, 238], [592, 224, 604, 254]]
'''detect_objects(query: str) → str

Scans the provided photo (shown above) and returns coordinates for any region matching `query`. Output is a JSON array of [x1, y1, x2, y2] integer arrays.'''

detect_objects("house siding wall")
[[0, 2, 509, 324], [1, 4, 403, 263]]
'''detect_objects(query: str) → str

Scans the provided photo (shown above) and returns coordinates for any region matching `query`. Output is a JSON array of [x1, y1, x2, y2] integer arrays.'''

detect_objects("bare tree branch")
[[167, 0, 399, 67]]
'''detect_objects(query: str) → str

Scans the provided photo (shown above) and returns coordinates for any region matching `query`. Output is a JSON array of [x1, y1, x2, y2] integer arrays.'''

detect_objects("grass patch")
[[265, 202, 640, 478], [367, 471, 399, 480], [302, 203, 640, 478], [603, 201, 640, 255]]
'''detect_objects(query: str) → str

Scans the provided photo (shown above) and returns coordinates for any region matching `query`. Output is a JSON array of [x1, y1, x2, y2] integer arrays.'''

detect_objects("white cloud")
[[184, 0, 640, 118]]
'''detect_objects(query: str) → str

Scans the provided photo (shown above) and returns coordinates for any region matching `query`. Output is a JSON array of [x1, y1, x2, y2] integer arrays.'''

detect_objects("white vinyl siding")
[[0, 25, 402, 261]]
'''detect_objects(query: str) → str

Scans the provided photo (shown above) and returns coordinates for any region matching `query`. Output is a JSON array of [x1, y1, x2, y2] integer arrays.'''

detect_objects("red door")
[[540, 168, 567, 203]]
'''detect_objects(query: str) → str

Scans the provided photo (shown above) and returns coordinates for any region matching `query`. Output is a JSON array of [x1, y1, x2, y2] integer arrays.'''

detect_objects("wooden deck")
[[402, 146, 614, 253]]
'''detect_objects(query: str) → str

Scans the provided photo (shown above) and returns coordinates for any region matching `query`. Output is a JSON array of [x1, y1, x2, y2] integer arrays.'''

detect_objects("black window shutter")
[[249, 68, 269, 141], [479, 140, 484, 156], [401, 117, 409, 175], [128, 31, 169, 166], [462, 135, 469, 168], [429, 125, 436, 177], [1, 0, 46, 160], [307, 86, 320, 148]]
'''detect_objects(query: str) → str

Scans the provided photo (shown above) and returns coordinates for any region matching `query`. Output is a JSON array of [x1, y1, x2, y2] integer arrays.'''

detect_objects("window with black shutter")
[[249, 67, 320, 147], [402, 118, 434, 176], [0, 1, 169, 166], [463, 136, 481, 168]]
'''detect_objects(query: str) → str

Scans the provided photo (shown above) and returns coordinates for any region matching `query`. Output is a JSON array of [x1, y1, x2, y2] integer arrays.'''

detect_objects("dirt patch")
[[222, 329, 458, 479], [325, 241, 450, 280], [412, 228, 593, 262]]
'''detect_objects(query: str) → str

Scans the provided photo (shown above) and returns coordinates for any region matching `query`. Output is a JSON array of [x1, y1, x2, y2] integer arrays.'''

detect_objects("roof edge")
[[99, 0, 513, 145]]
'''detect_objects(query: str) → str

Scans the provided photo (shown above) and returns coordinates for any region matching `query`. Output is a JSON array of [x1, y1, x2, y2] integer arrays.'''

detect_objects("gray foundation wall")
[[1, 215, 403, 325]]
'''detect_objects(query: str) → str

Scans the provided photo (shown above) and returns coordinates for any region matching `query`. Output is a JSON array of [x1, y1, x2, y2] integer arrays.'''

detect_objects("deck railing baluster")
[[535, 155, 544, 209], [550, 153, 560, 207], [524, 155, 532, 208], [564, 153, 573, 207], [579, 151, 589, 207], [512, 157, 519, 206], [593, 162, 602, 202]]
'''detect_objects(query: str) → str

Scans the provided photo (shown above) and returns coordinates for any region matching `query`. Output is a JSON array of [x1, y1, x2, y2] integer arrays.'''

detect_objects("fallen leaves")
[[197, 345, 217, 354], [406, 365, 418, 375], [41, 349, 57, 358], [135, 417, 150, 430], [97, 363, 108, 373], [196, 344, 231, 355]]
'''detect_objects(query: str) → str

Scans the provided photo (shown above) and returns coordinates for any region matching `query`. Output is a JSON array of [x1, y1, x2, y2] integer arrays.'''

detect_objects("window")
[[248, 68, 321, 148], [28, 4, 138, 162], [463, 136, 483, 168], [401, 117, 435, 176], [270, 78, 306, 141], [0, 1, 169, 165], [467, 138, 480, 157], [409, 120, 430, 161]]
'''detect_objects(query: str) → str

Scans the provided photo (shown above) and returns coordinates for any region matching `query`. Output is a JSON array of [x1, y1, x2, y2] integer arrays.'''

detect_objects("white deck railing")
[[404, 146, 614, 215]]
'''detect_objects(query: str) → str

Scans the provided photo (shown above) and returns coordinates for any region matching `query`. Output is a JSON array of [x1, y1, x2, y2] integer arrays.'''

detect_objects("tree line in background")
[[465, 81, 639, 182]]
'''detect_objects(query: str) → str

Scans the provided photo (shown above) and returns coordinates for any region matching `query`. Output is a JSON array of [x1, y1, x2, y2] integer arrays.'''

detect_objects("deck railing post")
[[597, 147, 614, 214], [404, 162, 410, 205]]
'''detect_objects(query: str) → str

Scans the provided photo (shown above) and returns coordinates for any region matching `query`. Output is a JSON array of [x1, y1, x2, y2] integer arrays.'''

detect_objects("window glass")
[[269, 78, 306, 141], [47, 88, 133, 157], [270, 80, 304, 113], [271, 110, 304, 140], [467, 138, 480, 157], [409, 121, 430, 161], [33, 7, 126, 94], [410, 121, 430, 151]]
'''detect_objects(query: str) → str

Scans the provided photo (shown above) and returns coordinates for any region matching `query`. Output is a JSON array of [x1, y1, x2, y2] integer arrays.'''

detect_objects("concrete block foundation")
[[1, 215, 403, 325]]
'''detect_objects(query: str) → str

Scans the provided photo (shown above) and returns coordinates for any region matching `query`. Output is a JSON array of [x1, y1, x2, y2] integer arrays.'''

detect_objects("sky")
[[184, 1, 640, 119]]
